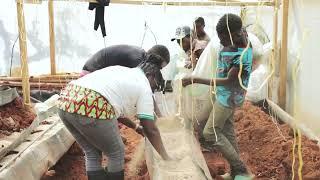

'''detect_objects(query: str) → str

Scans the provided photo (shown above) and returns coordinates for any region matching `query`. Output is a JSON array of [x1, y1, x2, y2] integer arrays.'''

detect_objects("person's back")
[[83, 45, 146, 72], [58, 61, 171, 180], [73, 66, 152, 118]]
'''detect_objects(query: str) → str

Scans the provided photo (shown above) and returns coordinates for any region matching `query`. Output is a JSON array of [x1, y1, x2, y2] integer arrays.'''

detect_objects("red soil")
[[235, 102, 320, 179], [205, 101, 320, 179], [41, 126, 149, 180], [0, 97, 36, 138], [41, 101, 320, 179]]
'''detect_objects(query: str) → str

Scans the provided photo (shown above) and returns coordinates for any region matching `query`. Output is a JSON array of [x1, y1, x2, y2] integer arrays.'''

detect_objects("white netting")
[[173, 39, 219, 123]]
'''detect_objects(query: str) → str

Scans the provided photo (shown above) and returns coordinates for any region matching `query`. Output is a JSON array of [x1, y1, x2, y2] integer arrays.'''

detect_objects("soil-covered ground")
[[41, 125, 149, 180], [235, 102, 320, 179], [0, 97, 36, 138], [41, 102, 320, 179]]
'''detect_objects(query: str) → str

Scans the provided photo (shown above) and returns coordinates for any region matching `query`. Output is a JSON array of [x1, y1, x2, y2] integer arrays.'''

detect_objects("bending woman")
[[57, 59, 170, 180]]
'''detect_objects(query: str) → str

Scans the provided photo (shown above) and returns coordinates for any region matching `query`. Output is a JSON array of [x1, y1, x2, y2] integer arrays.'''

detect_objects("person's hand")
[[181, 77, 194, 87], [135, 125, 144, 136], [184, 62, 192, 69], [163, 155, 179, 162], [162, 154, 172, 161]]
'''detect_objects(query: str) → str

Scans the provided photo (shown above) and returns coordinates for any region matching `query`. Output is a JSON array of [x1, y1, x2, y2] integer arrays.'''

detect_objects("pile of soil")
[[0, 97, 36, 138], [234, 101, 320, 179], [41, 126, 149, 180]]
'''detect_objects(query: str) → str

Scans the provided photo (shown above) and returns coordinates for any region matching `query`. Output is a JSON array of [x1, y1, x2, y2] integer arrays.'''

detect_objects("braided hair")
[[138, 56, 165, 92], [146, 45, 170, 68]]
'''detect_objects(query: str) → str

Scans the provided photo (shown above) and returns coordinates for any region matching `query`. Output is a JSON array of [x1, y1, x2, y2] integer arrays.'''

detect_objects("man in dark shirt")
[[81, 44, 170, 76], [80, 44, 170, 118]]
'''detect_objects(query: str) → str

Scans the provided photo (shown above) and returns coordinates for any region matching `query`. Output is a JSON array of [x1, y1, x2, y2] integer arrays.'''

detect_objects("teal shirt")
[[216, 47, 253, 108]]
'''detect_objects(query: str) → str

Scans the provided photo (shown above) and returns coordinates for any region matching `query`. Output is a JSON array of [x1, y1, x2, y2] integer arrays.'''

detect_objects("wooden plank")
[[0, 74, 79, 81], [23, 0, 275, 6], [48, 0, 56, 75], [278, 0, 289, 109], [0, 81, 67, 89], [16, 0, 31, 104], [0, 106, 57, 161], [1, 79, 71, 83]]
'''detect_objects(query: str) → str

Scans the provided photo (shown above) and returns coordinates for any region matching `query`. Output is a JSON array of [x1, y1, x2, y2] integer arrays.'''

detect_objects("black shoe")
[[230, 164, 249, 178], [87, 170, 108, 180], [107, 170, 124, 180], [199, 139, 215, 152]]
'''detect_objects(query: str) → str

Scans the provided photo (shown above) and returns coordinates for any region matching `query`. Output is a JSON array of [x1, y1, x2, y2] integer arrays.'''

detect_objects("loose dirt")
[[0, 97, 36, 138], [41, 101, 320, 179]]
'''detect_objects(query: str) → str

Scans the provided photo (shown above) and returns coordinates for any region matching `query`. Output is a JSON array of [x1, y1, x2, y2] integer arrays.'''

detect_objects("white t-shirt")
[[71, 66, 154, 120]]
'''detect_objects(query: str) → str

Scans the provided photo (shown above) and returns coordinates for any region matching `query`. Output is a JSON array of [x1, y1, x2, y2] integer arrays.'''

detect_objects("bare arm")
[[140, 120, 170, 160], [118, 117, 137, 129], [118, 117, 144, 136], [182, 67, 239, 87], [153, 97, 162, 118]]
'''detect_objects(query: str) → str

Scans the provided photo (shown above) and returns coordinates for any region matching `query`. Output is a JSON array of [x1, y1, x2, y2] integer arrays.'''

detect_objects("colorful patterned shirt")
[[216, 47, 253, 108], [58, 84, 116, 120]]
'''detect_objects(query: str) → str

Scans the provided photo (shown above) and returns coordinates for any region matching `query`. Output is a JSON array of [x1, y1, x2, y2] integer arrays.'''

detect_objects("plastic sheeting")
[[0, 1, 239, 76], [146, 93, 212, 180], [285, 0, 320, 137], [0, 116, 74, 180], [0, 86, 18, 106], [0, 95, 75, 180], [169, 39, 219, 124], [246, 42, 272, 103]]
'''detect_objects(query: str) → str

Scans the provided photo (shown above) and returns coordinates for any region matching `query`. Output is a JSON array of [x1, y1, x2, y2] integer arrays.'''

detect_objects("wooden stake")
[[279, 0, 289, 109], [269, 0, 279, 100], [48, 0, 56, 75], [16, 0, 30, 104]]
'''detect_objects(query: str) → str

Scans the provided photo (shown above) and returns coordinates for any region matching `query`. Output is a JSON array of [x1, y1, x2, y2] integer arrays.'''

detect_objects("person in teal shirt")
[[182, 13, 253, 178]]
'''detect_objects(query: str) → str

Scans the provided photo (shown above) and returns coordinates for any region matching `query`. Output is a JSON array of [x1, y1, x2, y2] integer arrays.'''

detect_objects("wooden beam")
[[268, 0, 279, 100], [0, 74, 79, 82], [266, 99, 320, 142], [48, 0, 56, 75], [0, 81, 67, 89], [0, 74, 79, 81], [16, 0, 31, 104], [23, 0, 275, 6], [279, 0, 289, 109]]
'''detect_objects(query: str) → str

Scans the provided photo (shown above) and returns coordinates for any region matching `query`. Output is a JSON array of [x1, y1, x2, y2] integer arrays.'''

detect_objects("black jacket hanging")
[[88, 0, 110, 37]]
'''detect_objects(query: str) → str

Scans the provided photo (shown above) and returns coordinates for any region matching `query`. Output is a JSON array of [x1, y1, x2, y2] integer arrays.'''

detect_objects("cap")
[[171, 26, 191, 41]]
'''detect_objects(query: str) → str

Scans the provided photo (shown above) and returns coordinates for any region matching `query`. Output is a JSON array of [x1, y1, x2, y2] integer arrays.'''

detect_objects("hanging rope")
[[9, 36, 19, 76]]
